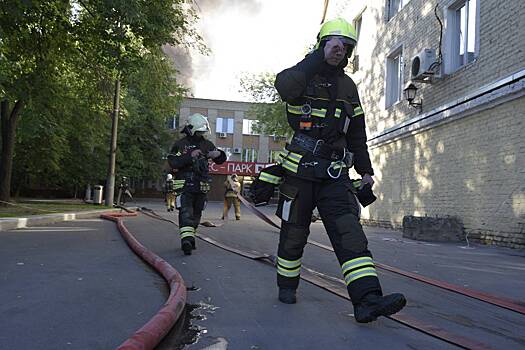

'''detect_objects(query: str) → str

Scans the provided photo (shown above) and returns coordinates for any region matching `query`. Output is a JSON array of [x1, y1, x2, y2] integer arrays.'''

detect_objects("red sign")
[[209, 161, 272, 176]]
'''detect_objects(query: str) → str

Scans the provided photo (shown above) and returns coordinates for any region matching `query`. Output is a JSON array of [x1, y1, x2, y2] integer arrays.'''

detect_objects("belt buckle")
[[312, 139, 324, 156]]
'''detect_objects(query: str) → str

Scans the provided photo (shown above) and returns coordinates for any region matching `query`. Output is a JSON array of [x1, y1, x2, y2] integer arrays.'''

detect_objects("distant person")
[[222, 174, 241, 220], [117, 176, 132, 205], [164, 174, 176, 212], [167, 113, 226, 255]]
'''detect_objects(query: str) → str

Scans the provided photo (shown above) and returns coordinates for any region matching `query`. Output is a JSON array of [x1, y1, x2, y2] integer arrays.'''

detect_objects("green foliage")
[[1, 0, 203, 197], [239, 72, 290, 137]]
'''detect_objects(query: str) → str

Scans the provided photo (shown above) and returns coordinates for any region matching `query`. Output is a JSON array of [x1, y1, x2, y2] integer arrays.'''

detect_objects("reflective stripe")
[[311, 108, 327, 118], [334, 108, 342, 118], [287, 104, 303, 114], [175, 151, 182, 156], [344, 268, 378, 284], [180, 226, 195, 239], [174, 180, 185, 189], [278, 257, 301, 269], [277, 266, 301, 277], [341, 257, 374, 274], [286, 152, 302, 163], [281, 159, 298, 173], [286, 104, 326, 118], [259, 172, 282, 185], [353, 106, 364, 117]]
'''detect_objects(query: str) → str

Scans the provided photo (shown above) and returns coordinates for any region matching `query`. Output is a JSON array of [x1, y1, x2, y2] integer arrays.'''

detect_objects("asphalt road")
[[1, 200, 524, 349]]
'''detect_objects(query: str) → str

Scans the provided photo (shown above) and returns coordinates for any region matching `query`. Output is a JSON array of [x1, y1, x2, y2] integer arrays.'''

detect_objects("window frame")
[[385, 45, 404, 109], [215, 117, 234, 134], [242, 119, 260, 135], [443, 0, 480, 74], [386, 0, 411, 21]]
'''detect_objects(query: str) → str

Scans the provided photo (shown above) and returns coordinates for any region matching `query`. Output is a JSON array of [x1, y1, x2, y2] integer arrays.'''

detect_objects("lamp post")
[[403, 82, 423, 113]]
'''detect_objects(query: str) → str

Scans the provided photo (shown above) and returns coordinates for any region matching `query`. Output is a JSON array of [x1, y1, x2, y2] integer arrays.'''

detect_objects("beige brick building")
[[326, 0, 524, 248]]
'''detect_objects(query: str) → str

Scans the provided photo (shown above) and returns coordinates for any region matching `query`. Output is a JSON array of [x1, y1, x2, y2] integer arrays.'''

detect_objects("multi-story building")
[[324, 0, 524, 248], [174, 97, 285, 200]]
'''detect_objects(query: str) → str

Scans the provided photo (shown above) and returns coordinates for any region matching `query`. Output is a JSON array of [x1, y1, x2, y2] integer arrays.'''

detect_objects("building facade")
[[325, 0, 524, 248]]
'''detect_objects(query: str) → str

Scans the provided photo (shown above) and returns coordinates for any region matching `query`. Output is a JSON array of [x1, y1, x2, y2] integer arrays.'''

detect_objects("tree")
[[239, 72, 290, 137], [0, 0, 76, 203]]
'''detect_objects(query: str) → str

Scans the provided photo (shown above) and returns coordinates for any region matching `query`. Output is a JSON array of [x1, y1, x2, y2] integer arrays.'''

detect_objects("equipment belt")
[[290, 133, 344, 160]]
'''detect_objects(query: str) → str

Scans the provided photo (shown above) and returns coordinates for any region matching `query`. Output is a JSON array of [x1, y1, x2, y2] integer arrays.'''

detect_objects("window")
[[387, 0, 410, 20], [351, 12, 364, 73], [241, 148, 258, 162], [216, 117, 234, 134], [242, 119, 259, 135], [167, 115, 178, 129], [385, 47, 403, 108], [445, 0, 479, 73]]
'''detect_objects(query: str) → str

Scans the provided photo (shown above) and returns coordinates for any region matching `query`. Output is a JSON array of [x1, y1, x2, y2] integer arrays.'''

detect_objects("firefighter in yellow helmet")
[[167, 113, 226, 255], [254, 18, 406, 322]]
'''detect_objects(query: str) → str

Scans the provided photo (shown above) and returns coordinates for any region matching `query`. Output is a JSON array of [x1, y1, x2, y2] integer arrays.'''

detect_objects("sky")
[[168, 0, 325, 102]]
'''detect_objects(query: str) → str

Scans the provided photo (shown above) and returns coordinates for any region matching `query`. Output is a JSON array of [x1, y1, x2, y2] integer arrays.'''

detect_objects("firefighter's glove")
[[250, 178, 275, 206], [250, 165, 284, 206], [355, 183, 377, 207]]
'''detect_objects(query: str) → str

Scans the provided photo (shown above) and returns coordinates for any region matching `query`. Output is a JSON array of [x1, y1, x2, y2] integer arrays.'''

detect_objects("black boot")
[[278, 288, 297, 304], [354, 293, 406, 323], [181, 240, 193, 255]]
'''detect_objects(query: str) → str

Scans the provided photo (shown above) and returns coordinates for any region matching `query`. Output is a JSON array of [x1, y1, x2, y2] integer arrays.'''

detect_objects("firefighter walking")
[[251, 18, 405, 322], [167, 113, 226, 255]]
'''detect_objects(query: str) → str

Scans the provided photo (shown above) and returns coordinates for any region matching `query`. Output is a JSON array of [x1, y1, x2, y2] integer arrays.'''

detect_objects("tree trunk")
[[0, 99, 24, 205], [104, 78, 121, 206]]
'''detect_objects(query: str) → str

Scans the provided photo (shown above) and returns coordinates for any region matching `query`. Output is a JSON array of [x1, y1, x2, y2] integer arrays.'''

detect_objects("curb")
[[0, 208, 130, 231]]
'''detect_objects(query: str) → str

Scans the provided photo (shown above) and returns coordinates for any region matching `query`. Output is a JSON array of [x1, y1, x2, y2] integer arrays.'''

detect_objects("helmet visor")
[[323, 35, 355, 47]]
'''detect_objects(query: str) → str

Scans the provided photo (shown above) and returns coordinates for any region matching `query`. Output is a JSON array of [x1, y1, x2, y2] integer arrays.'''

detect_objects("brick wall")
[[333, 0, 525, 248]]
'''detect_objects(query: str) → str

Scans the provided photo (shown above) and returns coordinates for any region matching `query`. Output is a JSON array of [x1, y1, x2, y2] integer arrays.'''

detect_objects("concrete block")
[[402, 215, 464, 242]]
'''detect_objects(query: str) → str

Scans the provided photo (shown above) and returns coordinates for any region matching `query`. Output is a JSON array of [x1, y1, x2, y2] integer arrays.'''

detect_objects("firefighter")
[[252, 18, 406, 322], [167, 113, 226, 255], [165, 173, 176, 212], [222, 174, 241, 220]]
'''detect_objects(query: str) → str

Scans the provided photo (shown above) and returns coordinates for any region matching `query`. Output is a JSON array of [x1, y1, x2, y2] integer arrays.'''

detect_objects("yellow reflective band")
[[311, 108, 327, 118], [259, 172, 282, 185], [330, 161, 346, 170], [286, 152, 302, 163], [174, 180, 185, 189], [282, 159, 298, 173], [341, 257, 374, 273], [353, 106, 364, 117], [180, 226, 194, 233], [277, 257, 301, 269], [180, 232, 196, 239], [175, 152, 182, 156], [345, 268, 378, 284], [334, 108, 342, 118], [287, 104, 303, 114], [277, 266, 301, 277]]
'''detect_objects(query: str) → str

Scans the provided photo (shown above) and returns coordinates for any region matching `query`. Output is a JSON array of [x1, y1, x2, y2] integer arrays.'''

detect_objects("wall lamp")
[[404, 82, 423, 113]]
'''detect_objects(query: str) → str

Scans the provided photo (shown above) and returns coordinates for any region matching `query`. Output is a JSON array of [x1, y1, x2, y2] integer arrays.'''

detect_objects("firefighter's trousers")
[[177, 191, 207, 244], [222, 196, 241, 220], [276, 175, 382, 304], [166, 192, 176, 210]]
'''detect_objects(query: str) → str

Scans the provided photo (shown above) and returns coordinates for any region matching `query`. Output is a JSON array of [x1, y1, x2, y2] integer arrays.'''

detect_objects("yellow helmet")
[[186, 113, 210, 135], [315, 18, 357, 56]]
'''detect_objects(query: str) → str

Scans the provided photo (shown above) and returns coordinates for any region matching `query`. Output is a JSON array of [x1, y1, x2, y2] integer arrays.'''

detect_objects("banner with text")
[[209, 161, 272, 176]]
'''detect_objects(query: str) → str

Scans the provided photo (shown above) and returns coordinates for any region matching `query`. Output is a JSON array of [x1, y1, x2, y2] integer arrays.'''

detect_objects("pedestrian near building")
[[222, 174, 241, 220], [164, 174, 176, 212], [251, 18, 405, 323], [167, 113, 226, 255]]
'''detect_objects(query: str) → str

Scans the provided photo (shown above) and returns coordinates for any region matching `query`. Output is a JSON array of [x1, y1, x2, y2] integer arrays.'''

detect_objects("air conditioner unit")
[[218, 132, 227, 138], [411, 48, 438, 82], [232, 147, 242, 154]]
